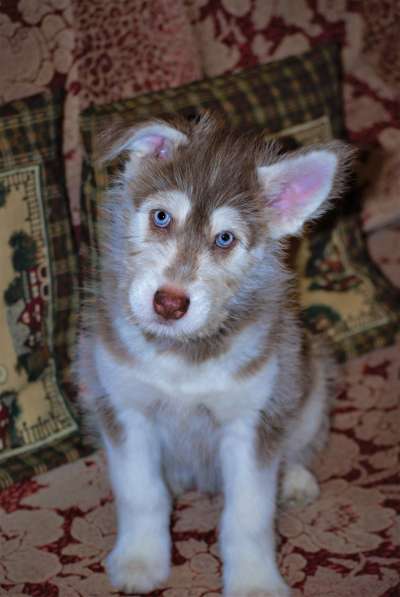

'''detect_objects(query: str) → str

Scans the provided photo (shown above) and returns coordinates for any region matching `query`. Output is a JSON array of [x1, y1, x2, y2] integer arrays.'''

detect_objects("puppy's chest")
[[130, 343, 278, 422], [136, 349, 236, 400], [96, 321, 279, 421]]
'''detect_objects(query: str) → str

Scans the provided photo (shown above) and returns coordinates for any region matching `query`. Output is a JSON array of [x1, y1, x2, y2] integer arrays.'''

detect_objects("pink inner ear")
[[275, 169, 326, 212], [144, 135, 172, 160]]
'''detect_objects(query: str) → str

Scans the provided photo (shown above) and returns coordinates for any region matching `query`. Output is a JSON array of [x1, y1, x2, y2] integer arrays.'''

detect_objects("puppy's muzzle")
[[153, 287, 190, 320]]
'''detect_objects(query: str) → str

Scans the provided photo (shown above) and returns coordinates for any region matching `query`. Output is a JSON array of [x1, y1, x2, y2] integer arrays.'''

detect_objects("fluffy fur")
[[75, 112, 352, 596]]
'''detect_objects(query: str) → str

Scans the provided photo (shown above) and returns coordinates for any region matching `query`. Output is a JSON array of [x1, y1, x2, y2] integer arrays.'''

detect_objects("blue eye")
[[215, 231, 235, 248], [153, 210, 172, 228]]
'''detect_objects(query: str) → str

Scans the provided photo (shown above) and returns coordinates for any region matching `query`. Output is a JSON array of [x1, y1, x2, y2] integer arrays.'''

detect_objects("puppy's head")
[[99, 113, 352, 340]]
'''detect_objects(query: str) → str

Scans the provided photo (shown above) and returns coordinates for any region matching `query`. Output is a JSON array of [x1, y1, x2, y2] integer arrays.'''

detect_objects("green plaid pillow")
[[80, 43, 344, 261], [0, 92, 91, 489], [80, 43, 399, 364]]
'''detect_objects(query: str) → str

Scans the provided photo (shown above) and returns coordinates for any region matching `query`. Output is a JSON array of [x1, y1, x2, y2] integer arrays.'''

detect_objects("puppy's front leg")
[[104, 409, 171, 594], [220, 419, 290, 597]]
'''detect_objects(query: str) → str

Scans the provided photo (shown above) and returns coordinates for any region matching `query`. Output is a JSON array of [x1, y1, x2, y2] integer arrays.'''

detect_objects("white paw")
[[281, 464, 320, 508], [106, 537, 170, 594], [224, 551, 291, 597]]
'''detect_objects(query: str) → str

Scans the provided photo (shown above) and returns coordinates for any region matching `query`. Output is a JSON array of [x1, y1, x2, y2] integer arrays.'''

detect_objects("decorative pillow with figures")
[[0, 93, 91, 488]]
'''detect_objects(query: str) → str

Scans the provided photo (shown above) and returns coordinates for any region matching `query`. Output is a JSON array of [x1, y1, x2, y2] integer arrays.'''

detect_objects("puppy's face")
[[100, 114, 349, 339]]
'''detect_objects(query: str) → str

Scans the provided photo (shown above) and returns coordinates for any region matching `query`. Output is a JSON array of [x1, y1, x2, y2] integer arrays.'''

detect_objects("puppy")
[[76, 112, 351, 596]]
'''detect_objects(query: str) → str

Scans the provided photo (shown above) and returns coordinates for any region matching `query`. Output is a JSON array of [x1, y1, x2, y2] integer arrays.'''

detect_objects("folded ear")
[[96, 119, 188, 169], [258, 142, 353, 239]]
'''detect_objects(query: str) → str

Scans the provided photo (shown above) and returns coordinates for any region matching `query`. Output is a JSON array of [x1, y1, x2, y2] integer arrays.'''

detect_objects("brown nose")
[[153, 287, 190, 320]]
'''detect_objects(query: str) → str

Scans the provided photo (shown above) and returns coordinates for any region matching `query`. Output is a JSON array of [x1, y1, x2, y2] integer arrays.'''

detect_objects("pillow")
[[79, 43, 400, 363], [80, 43, 343, 260], [293, 206, 400, 362], [0, 93, 91, 489]]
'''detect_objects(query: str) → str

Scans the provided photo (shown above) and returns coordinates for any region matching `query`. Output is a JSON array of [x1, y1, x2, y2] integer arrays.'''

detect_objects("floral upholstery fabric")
[[1, 2, 399, 595], [0, 0, 201, 226], [185, 0, 400, 232]]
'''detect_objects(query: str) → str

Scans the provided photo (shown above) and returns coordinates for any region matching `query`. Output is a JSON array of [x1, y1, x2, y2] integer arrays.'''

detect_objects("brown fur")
[[97, 303, 135, 366], [235, 316, 281, 379], [254, 309, 303, 461], [95, 395, 124, 443]]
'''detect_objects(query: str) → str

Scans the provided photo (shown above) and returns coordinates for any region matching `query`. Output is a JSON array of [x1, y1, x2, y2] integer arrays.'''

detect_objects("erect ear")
[[258, 142, 353, 239], [96, 118, 189, 168]]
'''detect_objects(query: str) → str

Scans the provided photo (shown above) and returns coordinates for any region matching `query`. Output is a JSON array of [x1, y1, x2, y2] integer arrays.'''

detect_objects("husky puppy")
[[76, 113, 351, 596]]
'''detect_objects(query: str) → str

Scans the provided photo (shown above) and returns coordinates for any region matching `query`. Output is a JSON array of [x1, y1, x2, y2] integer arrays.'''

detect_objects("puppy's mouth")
[[141, 316, 191, 342]]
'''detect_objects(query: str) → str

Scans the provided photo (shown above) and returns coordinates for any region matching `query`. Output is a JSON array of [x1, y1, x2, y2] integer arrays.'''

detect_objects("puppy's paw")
[[106, 539, 170, 594], [224, 560, 291, 597], [281, 464, 319, 508]]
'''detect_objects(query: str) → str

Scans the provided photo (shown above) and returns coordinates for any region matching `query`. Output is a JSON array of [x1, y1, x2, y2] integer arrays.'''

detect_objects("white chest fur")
[[94, 317, 279, 425]]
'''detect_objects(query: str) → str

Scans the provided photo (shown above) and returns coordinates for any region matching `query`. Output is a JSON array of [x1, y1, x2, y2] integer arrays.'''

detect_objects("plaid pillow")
[[80, 43, 399, 364], [80, 43, 344, 261], [0, 93, 91, 489]]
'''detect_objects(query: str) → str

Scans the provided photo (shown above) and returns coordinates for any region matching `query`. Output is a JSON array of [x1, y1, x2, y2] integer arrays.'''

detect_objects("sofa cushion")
[[79, 42, 399, 363], [0, 92, 91, 489]]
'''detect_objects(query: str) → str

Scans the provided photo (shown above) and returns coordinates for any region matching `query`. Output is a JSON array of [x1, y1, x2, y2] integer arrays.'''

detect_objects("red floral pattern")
[[185, 0, 400, 232], [0, 0, 201, 225], [1, 3, 400, 594]]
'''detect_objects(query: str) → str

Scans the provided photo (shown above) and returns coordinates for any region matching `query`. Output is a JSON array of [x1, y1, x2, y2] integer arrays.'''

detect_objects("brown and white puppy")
[[76, 113, 352, 597]]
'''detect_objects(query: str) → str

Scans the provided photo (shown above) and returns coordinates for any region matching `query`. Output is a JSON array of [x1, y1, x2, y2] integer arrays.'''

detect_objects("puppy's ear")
[[96, 118, 189, 168], [258, 141, 354, 239]]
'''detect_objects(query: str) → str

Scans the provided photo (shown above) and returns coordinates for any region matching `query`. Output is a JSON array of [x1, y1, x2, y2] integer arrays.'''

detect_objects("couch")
[[0, 2, 399, 596]]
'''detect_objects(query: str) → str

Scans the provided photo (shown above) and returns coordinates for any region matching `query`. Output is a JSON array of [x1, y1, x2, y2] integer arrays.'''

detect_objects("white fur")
[[104, 412, 171, 593], [281, 464, 320, 507], [95, 319, 279, 420], [85, 279, 327, 597], [220, 423, 288, 597], [210, 205, 251, 247], [108, 123, 187, 162]]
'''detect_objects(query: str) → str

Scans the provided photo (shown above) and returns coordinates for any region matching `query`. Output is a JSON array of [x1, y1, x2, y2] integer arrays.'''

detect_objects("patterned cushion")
[[0, 93, 91, 489], [80, 43, 343, 260], [296, 214, 400, 362], [80, 43, 400, 363]]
